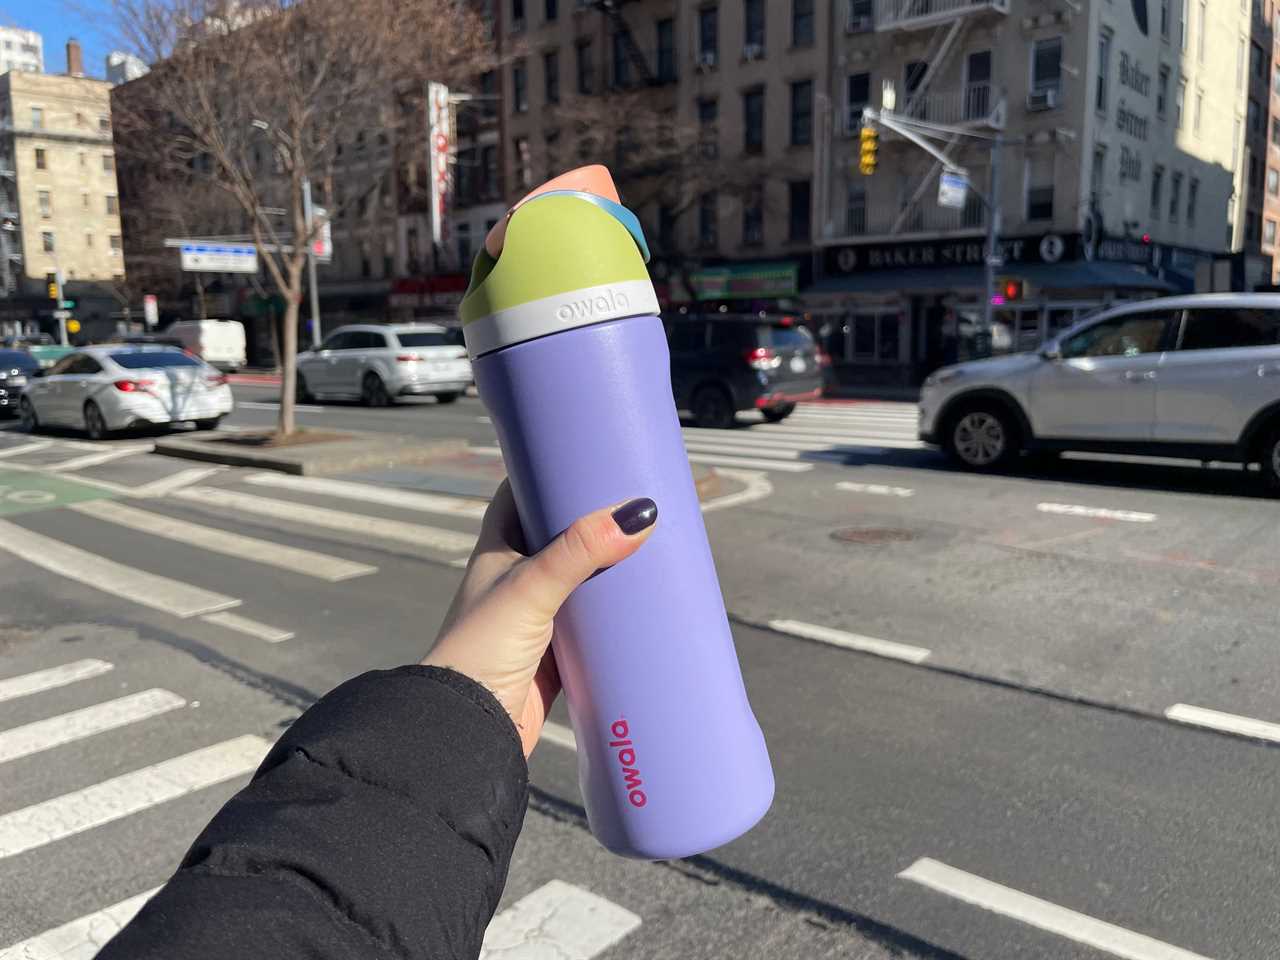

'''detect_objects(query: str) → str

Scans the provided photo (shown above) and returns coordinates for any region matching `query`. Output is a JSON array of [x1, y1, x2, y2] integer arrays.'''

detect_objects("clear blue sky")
[[0, 0, 117, 79]]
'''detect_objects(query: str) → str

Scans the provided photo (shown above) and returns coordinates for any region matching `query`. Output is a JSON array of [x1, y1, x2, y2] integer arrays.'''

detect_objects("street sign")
[[66, 318, 81, 334], [938, 170, 969, 210], [312, 207, 332, 263], [58, 299, 75, 309], [143, 294, 158, 327], [180, 243, 258, 274], [51, 309, 72, 320]]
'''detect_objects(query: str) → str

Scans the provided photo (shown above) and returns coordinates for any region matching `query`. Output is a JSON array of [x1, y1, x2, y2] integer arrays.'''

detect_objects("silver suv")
[[918, 294, 1280, 492], [296, 323, 472, 406]]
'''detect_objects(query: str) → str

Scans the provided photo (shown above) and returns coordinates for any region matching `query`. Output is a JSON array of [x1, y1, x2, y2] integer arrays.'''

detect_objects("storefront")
[[653, 259, 806, 315], [809, 233, 1190, 388]]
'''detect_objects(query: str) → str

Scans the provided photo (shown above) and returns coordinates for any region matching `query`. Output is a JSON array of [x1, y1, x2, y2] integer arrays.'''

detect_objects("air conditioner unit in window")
[[1026, 88, 1058, 111], [697, 51, 717, 70], [742, 43, 764, 61], [846, 14, 873, 32]]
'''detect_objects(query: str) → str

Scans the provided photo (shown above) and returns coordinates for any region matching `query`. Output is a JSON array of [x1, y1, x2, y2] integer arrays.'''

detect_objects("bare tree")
[[110, 0, 490, 436]]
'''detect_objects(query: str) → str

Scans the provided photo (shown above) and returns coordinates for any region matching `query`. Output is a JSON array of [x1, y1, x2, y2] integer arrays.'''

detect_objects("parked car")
[[918, 294, 1280, 491], [0, 348, 39, 417], [295, 323, 472, 406], [19, 345, 234, 440], [165, 319, 247, 370], [665, 315, 823, 428]]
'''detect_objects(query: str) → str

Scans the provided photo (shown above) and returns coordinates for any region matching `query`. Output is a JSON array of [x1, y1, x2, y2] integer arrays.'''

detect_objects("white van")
[[166, 320, 247, 371]]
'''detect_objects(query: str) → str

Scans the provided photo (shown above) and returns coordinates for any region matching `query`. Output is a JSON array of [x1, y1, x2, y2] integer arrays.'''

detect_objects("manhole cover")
[[830, 527, 918, 544]]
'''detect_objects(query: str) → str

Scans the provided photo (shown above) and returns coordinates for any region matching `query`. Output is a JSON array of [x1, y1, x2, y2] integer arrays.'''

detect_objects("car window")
[[1060, 311, 1176, 359], [758, 324, 815, 350], [358, 331, 391, 349], [70, 355, 104, 375], [708, 323, 752, 349], [47, 354, 80, 376], [321, 332, 354, 351], [110, 351, 202, 369], [1178, 307, 1280, 351], [396, 331, 450, 348], [668, 324, 707, 352]]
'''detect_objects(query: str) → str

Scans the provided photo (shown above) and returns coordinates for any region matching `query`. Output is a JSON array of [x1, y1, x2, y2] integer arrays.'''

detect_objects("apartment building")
[[1259, 0, 1280, 280], [0, 48, 124, 338], [0, 27, 43, 76]]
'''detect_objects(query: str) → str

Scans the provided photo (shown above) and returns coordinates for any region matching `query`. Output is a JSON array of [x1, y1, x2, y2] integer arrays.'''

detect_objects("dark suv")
[[665, 316, 823, 428]]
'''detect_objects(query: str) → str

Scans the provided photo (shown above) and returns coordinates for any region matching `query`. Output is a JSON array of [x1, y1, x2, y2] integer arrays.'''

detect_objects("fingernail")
[[612, 497, 658, 536]]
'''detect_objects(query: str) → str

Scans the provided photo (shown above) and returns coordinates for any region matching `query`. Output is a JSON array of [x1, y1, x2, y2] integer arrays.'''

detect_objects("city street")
[[0, 387, 1277, 959]]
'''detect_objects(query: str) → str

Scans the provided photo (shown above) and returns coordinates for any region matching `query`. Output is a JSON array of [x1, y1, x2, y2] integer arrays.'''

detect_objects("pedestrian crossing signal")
[[859, 125, 879, 176]]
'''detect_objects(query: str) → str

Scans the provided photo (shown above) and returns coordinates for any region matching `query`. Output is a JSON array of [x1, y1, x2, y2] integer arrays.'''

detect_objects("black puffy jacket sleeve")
[[99, 665, 529, 960]]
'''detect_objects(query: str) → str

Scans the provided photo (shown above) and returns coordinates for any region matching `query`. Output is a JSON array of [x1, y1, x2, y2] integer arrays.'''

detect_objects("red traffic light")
[[1002, 279, 1022, 301]]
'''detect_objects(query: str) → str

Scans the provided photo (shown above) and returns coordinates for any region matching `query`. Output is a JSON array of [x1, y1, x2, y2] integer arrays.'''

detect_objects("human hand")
[[423, 480, 657, 756]]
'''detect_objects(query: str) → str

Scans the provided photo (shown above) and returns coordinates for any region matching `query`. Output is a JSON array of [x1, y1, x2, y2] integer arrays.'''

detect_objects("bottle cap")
[[460, 191, 659, 359]]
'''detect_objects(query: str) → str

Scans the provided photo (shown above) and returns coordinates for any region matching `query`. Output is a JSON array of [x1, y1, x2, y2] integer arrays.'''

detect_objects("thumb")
[[509, 497, 658, 621]]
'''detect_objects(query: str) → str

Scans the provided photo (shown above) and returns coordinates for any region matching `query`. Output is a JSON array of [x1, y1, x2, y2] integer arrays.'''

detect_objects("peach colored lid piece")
[[483, 165, 620, 257]]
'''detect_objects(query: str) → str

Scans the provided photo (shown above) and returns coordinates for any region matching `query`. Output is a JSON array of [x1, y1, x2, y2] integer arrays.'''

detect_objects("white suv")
[[296, 323, 472, 406], [918, 294, 1280, 492]]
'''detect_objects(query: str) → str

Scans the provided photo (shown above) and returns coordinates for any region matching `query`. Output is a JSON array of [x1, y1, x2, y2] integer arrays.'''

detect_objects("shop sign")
[[671, 262, 799, 300]]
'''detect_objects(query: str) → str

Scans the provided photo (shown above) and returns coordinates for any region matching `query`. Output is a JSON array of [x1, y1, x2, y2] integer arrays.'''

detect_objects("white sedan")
[[20, 345, 235, 440]]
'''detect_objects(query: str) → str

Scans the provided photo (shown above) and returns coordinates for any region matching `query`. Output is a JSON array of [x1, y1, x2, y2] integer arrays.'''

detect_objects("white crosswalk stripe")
[[0, 689, 186, 766], [0, 661, 114, 705], [0, 887, 160, 960]]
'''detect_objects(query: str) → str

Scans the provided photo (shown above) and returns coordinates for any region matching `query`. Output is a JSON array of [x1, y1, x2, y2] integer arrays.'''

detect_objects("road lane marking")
[[237, 400, 340, 412], [687, 427, 921, 447], [0, 735, 270, 860], [0, 660, 113, 705], [244, 473, 489, 520], [479, 880, 640, 960], [0, 887, 161, 960], [836, 480, 915, 498], [0, 519, 240, 618], [133, 466, 224, 497], [1036, 502, 1158, 523], [898, 858, 1213, 960], [470, 445, 502, 456], [701, 469, 774, 513], [539, 721, 578, 751], [173, 486, 478, 553], [200, 611, 295, 644], [1164, 703, 1280, 743], [768, 619, 931, 664], [70, 499, 376, 582], [0, 440, 55, 459], [45, 445, 153, 473], [685, 452, 814, 473], [0, 689, 186, 765]]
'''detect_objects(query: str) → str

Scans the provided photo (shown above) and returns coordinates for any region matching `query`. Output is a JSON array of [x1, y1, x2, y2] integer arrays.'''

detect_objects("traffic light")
[[859, 125, 879, 176], [47, 281, 57, 300], [1001, 278, 1024, 301]]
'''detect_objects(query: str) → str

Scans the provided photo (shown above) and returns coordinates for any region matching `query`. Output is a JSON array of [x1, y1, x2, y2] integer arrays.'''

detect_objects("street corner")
[[0, 468, 118, 518]]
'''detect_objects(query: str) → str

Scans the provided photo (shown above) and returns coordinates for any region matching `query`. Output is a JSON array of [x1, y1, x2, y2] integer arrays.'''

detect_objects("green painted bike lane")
[[0, 469, 119, 518]]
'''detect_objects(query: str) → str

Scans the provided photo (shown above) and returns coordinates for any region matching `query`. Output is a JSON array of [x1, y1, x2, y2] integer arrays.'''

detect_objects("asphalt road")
[[0, 386, 1276, 960]]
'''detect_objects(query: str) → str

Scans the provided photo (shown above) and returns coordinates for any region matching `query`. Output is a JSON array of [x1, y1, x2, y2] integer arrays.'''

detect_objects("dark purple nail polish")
[[612, 497, 658, 536]]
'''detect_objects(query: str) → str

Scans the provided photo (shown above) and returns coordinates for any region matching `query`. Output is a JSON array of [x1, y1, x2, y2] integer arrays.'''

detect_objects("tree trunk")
[[277, 264, 304, 438]]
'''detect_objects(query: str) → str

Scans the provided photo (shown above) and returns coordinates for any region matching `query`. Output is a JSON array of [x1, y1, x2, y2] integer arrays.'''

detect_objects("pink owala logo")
[[609, 718, 646, 807]]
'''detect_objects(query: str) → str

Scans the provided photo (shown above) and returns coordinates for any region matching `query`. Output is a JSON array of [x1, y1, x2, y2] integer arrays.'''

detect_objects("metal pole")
[[302, 177, 321, 349], [984, 137, 1003, 334], [55, 267, 67, 345]]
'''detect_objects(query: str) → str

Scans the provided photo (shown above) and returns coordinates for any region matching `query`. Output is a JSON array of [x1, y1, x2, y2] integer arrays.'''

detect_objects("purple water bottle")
[[460, 167, 774, 859]]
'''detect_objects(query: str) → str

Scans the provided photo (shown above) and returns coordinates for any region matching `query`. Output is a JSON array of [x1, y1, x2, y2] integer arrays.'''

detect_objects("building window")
[[78, 150, 86, 167], [98, 115, 110, 132], [479, 70, 497, 119], [1269, 167, 1279, 195], [742, 184, 763, 245], [847, 72, 870, 133], [965, 51, 992, 120], [541, 51, 559, 104], [1194, 90, 1202, 134], [1272, 117, 1280, 146], [788, 179, 811, 242], [514, 136, 531, 190], [34, 147, 46, 170], [792, 0, 814, 47], [743, 86, 764, 153], [1091, 145, 1107, 204], [511, 0, 525, 30], [81, 191, 89, 208], [1169, 171, 1182, 222], [1237, 37, 1246, 92], [1250, 98, 1262, 136], [698, 97, 718, 157], [1273, 65, 1280, 96], [1175, 80, 1185, 129], [1266, 218, 1277, 246], [38, 190, 51, 218], [656, 19, 676, 82], [1026, 185, 1054, 220], [1179, 0, 1187, 50], [106, 194, 118, 215], [480, 144, 499, 198], [103, 154, 114, 172], [1096, 30, 1111, 113], [612, 31, 631, 88], [1187, 177, 1198, 226], [1150, 165, 1164, 218], [512, 59, 527, 112], [544, 130, 560, 179], [1247, 210, 1259, 243], [698, 191, 718, 247], [846, 183, 867, 234], [744, 0, 764, 51], [1160, 0, 1170, 38], [790, 79, 812, 146], [1252, 41, 1265, 81], [576, 40, 594, 94], [85, 232, 93, 248], [848, 0, 872, 29], [30, 106, 42, 129], [1157, 66, 1169, 116], [699, 6, 718, 62], [1251, 154, 1262, 192], [42, 231, 54, 252], [545, 0, 556, 21], [1032, 37, 1063, 95], [1196, 0, 1205, 62]]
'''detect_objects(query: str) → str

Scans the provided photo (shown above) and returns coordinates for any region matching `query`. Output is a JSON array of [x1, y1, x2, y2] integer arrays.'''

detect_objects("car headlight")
[[923, 368, 964, 389]]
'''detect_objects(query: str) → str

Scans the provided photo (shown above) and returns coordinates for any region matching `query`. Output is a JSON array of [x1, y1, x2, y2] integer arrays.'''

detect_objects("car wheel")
[[195, 417, 222, 431], [296, 373, 314, 404], [434, 391, 460, 404], [1262, 427, 1280, 495], [944, 404, 1019, 470], [692, 386, 735, 429], [83, 401, 111, 442], [361, 372, 392, 407], [761, 402, 796, 424], [18, 396, 39, 433]]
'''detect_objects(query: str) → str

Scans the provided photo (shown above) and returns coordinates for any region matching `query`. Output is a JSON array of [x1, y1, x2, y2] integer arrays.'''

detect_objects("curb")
[[153, 431, 466, 476]]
